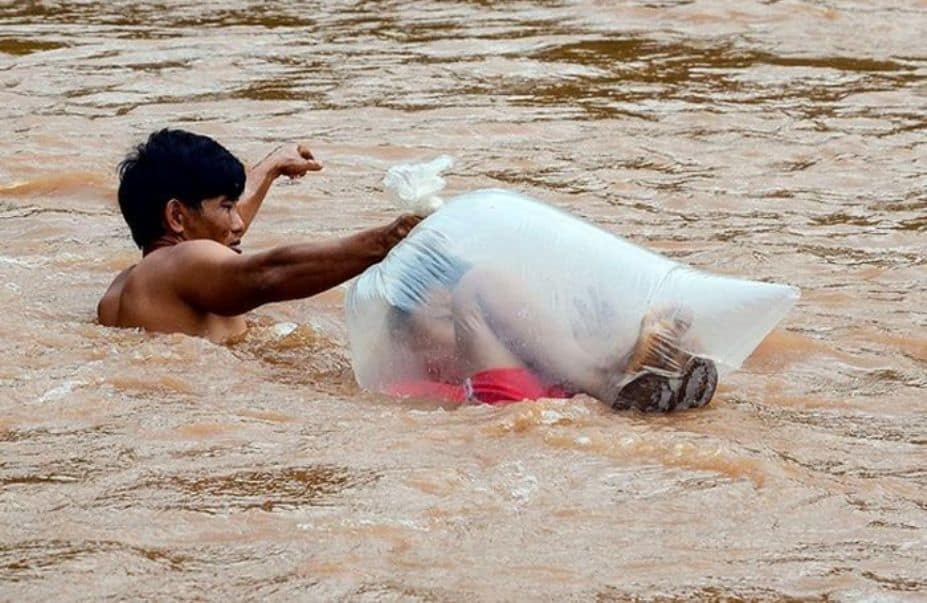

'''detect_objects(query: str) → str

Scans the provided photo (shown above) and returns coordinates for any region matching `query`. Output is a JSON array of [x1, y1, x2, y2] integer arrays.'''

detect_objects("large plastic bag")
[[346, 161, 799, 410]]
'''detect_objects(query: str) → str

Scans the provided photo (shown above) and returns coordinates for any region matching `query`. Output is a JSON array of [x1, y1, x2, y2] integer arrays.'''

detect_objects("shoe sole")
[[612, 357, 718, 412]]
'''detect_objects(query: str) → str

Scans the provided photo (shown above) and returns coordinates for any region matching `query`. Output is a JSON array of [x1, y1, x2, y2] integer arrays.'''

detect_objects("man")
[[98, 128, 420, 342]]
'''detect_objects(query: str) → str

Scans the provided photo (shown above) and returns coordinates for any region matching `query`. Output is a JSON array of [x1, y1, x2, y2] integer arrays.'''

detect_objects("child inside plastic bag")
[[383, 253, 717, 411], [346, 161, 799, 412]]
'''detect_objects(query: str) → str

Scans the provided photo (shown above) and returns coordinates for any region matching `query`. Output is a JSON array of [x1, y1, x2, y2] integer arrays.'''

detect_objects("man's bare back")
[[99, 129, 418, 342]]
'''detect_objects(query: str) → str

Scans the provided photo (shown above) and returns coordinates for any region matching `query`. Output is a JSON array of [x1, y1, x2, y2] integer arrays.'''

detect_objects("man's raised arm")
[[238, 144, 322, 233], [170, 215, 420, 316]]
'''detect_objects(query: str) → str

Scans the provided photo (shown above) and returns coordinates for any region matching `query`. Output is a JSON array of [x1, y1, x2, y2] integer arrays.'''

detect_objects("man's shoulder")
[[151, 239, 234, 260], [136, 239, 235, 273], [98, 240, 239, 324], [112, 241, 235, 292]]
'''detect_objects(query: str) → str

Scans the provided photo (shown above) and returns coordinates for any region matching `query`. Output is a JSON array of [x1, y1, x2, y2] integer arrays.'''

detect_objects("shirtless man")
[[98, 129, 420, 342]]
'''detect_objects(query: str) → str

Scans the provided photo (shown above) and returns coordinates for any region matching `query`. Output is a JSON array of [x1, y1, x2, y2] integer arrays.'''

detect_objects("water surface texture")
[[1, 1, 925, 600]]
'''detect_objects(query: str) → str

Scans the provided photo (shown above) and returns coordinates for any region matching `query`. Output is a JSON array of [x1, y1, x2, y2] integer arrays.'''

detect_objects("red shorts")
[[387, 368, 572, 405]]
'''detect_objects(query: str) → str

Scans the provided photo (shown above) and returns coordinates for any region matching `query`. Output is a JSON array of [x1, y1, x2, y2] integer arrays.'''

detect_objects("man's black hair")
[[117, 128, 246, 249]]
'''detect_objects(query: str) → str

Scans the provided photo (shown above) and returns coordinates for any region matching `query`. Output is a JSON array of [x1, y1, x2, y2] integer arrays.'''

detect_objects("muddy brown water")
[[1, 1, 925, 601]]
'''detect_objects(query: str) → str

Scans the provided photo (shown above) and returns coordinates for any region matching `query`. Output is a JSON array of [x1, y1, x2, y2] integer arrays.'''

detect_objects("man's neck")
[[143, 234, 184, 256]]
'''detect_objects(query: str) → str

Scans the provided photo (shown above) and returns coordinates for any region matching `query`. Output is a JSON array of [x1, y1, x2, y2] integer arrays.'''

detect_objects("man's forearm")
[[238, 160, 277, 233], [178, 215, 417, 317], [249, 226, 389, 304]]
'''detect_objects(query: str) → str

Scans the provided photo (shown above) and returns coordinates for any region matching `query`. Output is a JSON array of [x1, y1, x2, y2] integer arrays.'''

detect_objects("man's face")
[[184, 195, 245, 253]]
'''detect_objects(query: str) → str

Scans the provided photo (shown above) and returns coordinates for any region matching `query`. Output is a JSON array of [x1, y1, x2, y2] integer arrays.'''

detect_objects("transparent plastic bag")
[[383, 155, 454, 217], [346, 161, 799, 410]]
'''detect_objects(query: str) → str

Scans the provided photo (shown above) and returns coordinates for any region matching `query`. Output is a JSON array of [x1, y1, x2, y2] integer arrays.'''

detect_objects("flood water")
[[1, 1, 925, 600]]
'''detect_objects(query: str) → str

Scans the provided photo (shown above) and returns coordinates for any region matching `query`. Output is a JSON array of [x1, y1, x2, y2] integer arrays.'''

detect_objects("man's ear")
[[165, 199, 186, 235]]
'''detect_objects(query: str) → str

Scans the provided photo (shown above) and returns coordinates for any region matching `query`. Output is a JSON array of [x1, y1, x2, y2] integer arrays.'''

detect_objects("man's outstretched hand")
[[267, 144, 323, 179], [380, 214, 422, 253]]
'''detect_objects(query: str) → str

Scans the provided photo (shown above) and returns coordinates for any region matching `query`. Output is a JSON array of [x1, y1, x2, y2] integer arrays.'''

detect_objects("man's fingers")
[[295, 144, 321, 173], [382, 214, 422, 251], [396, 214, 422, 236], [297, 144, 314, 160], [398, 214, 422, 227], [282, 159, 323, 179]]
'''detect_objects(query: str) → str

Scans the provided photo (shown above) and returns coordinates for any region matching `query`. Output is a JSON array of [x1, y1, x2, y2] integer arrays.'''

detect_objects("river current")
[[1, 1, 925, 600]]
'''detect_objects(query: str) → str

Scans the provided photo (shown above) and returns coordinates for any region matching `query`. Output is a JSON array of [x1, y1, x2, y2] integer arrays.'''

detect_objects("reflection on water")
[[1, 0, 926, 600]]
